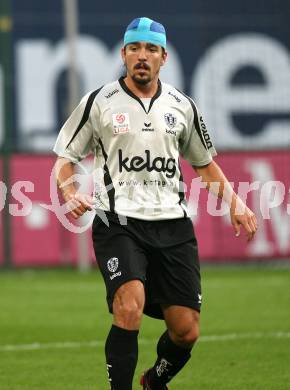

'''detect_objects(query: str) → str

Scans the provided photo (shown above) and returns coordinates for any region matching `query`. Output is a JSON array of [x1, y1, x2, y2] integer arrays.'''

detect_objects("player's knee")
[[113, 280, 145, 328], [183, 326, 199, 345], [113, 298, 143, 328], [119, 300, 143, 319], [171, 324, 199, 347]]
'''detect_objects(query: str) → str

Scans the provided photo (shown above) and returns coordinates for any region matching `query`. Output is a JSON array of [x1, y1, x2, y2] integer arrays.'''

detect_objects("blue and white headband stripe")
[[124, 17, 167, 49]]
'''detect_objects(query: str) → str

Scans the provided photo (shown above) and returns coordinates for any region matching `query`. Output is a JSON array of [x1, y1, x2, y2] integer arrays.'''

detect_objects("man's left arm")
[[193, 160, 258, 241]]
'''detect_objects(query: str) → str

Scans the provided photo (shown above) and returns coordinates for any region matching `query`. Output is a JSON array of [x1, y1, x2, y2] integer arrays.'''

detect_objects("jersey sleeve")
[[179, 98, 217, 166], [53, 91, 99, 163]]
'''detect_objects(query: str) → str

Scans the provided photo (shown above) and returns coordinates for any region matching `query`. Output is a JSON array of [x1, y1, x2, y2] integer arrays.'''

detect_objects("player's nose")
[[138, 46, 148, 61]]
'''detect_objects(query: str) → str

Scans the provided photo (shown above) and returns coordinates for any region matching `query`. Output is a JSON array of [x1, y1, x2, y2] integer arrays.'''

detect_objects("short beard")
[[123, 63, 152, 85], [131, 74, 151, 85]]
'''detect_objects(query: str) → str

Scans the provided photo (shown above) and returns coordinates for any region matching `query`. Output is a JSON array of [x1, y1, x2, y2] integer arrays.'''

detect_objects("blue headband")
[[124, 17, 166, 49]]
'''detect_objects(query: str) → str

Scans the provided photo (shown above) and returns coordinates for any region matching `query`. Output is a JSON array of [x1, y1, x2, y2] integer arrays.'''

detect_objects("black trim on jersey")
[[118, 77, 162, 114], [98, 139, 115, 213], [178, 159, 187, 218], [176, 89, 207, 151], [66, 87, 103, 149]]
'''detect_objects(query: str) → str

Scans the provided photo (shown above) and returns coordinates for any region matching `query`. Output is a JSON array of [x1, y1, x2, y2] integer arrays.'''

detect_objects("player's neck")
[[123, 75, 159, 98]]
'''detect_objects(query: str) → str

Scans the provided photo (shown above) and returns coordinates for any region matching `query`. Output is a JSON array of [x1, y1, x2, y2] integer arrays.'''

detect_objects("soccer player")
[[53, 17, 257, 390]]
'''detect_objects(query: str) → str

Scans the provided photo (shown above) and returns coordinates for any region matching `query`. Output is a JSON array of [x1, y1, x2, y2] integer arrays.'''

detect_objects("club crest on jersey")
[[112, 113, 130, 135], [164, 113, 177, 129]]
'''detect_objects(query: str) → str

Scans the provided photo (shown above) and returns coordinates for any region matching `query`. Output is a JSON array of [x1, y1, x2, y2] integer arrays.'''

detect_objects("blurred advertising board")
[[0, 158, 3, 264], [6, 0, 290, 152], [3, 151, 290, 266], [9, 155, 63, 266], [182, 150, 290, 261]]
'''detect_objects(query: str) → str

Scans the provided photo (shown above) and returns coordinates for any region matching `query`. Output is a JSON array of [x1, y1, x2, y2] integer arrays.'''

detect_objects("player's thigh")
[[148, 239, 202, 313], [92, 215, 148, 312]]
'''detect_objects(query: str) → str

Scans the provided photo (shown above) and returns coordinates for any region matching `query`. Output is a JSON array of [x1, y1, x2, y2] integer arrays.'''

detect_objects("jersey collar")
[[118, 76, 162, 114]]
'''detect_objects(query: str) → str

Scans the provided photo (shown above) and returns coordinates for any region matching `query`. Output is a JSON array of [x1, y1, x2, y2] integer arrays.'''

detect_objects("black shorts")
[[92, 211, 202, 320]]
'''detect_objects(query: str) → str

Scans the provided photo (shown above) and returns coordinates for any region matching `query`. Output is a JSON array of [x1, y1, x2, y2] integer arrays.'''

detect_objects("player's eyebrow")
[[127, 42, 140, 47], [127, 42, 159, 50]]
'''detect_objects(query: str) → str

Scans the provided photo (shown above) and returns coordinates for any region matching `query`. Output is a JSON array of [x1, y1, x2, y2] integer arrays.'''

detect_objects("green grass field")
[[0, 266, 290, 390]]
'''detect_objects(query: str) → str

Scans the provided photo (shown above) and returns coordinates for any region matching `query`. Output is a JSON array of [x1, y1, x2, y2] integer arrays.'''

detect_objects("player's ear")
[[161, 50, 168, 66], [121, 46, 126, 63]]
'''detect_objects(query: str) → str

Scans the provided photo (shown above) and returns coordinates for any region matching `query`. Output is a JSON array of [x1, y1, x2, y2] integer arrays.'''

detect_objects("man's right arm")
[[55, 157, 95, 219]]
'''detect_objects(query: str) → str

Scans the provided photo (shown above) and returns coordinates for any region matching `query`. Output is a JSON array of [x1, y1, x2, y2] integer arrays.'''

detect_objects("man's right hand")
[[65, 192, 95, 219]]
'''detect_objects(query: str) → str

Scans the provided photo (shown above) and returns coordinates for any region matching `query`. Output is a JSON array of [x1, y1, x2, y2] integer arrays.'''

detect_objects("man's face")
[[121, 42, 167, 85]]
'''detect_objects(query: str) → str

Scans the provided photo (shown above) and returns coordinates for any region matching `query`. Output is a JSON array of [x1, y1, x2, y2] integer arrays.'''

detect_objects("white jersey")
[[53, 77, 217, 220]]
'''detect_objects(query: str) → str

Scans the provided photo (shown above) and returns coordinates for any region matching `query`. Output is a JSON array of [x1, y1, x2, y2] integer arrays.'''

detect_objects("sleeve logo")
[[199, 116, 213, 149]]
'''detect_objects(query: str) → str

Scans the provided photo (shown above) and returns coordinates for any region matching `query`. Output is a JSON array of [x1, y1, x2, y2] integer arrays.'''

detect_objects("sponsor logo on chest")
[[142, 122, 154, 132], [118, 149, 176, 178]]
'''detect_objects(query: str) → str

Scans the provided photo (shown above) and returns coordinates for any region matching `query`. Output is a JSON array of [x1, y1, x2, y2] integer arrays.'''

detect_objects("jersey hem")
[[93, 207, 188, 222]]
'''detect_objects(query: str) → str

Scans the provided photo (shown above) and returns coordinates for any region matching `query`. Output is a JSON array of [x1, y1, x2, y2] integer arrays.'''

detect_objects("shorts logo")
[[164, 113, 177, 129], [107, 257, 122, 280], [112, 113, 130, 134], [198, 294, 202, 304], [107, 257, 119, 273]]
